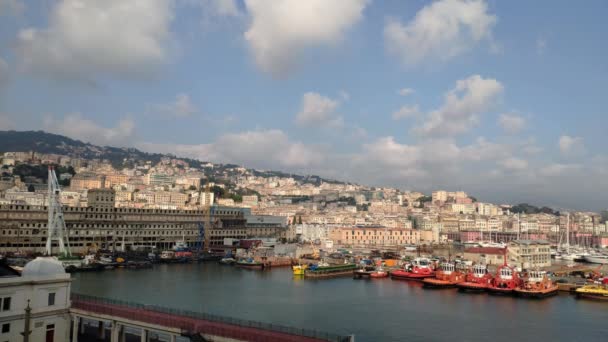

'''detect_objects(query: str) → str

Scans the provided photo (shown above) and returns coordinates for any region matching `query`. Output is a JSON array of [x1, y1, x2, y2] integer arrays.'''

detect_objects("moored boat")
[[514, 271, 559, 298], [487, 264, 519, 295], [236, 258, 265, 270], [369, 267, 389, 279], [304, 263, 357, 279], [583, 255, 608, 265], [390, 258, 435, 281], [575, 285, 608, 300], [456, 265, 492, 292], [423, 262, 465, 289], [219, 257, 236, 265], [292, 264, 308, 275]]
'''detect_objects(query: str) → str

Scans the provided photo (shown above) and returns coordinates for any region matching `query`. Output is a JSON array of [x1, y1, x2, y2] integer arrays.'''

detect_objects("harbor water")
[[72, 263, 608, 342]]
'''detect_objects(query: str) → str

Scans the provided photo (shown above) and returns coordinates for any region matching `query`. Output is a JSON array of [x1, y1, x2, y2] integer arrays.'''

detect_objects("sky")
[[0, 0, 607, 210]]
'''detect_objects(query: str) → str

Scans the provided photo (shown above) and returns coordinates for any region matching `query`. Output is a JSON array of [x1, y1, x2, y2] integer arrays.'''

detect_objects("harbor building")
[[0, 203, 247, 254], [0, 257, 71, 342], [508, 239, 552, 269]]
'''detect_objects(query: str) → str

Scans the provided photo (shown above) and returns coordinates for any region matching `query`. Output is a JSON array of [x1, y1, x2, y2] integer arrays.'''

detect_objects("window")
[[1, 297, 10, 311], [48, 292, 56, 306], [1, 323, 9, 333]]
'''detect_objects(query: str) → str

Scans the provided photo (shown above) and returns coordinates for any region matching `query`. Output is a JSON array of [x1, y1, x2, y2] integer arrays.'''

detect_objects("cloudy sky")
[[0, 0, 607, 210]]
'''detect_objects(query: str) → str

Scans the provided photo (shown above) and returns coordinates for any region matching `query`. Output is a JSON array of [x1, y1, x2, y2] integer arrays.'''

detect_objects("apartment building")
[[508, 239, 552, 269]]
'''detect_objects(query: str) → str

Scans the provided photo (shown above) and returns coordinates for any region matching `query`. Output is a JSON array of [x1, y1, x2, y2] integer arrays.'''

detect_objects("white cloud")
[[244, 0, 369, 77], [0, 0, 25, 15], [44, 113, 135, 146], [559, 135, 585, 155], [539, 163, 582, 177], [16, 0, 173, 80], [151, 93, 197, 118], [414, 75, 503, 137], [499, 113, 526, 134], [498, 157, 528, 171], [392, 105, 420, 120], [205, 0, 240, 16], [398, 88, 414, 96], [295, 92, 342, 127], [140, 129, 324, 169], [384, 0, 497, 66]]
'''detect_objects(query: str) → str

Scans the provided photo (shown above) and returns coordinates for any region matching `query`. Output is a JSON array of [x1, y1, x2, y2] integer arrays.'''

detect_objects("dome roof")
[[22, 257, 65, 277]]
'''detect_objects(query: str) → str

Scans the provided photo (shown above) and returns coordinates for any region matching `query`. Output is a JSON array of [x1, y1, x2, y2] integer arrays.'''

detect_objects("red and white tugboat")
[[487, 257, 519, 295], [390, 258, 435, 281], [514, 271, 558, 298], [370, 266, 389, 278], [456, 264, 493, 292], [423, 262, 466, 289]]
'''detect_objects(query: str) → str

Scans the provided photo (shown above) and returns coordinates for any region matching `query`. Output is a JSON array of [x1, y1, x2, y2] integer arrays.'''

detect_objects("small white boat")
[[583, 255, 608, 265]]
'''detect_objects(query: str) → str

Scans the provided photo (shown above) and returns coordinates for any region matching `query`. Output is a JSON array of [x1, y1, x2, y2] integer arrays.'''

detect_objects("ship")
[[583, 255, 608, 265], [423, 262, 465, 288], [487, 264, 520, 295], [456, 265, 493, 292], [369, 267, 389, 278], [513, 271, 559, 298], [390, 258, 435, 281], [304, 263, 358, 279], [575, 285, 608, 300]]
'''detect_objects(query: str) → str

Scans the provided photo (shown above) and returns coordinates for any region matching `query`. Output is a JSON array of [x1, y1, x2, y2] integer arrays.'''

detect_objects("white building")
[[0, 257, 71, 342]]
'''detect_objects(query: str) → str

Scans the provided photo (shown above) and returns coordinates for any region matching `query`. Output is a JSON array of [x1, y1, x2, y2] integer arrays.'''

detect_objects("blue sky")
[[0, 0, 607, 210]]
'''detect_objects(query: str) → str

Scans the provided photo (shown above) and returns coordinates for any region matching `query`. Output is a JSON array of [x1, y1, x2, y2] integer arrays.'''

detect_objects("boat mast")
[[566, 213, 570, 254]]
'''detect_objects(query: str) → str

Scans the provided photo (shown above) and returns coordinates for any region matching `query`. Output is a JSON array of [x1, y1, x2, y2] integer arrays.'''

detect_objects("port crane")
[[45, 166, 71, 256], [196, 182, 215, 255]]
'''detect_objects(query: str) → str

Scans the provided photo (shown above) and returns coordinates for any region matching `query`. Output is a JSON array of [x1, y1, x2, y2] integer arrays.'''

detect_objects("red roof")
[[464, 247, 506, 255]]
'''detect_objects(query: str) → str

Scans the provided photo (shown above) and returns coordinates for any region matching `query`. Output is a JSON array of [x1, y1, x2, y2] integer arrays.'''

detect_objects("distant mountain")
[[0, 130, 347, 185]]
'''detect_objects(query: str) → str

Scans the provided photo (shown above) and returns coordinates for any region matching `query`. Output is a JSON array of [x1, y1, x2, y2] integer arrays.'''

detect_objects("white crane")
[[45, 166, 71, 256]]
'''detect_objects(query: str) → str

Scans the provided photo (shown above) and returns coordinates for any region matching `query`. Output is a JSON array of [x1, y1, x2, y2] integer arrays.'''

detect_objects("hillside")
[[0, 130, 346, 185]]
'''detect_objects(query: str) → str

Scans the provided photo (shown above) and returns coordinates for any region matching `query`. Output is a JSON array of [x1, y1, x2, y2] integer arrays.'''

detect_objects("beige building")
[[87, 188, 115, 209], [103, 174, 130, 188], [329, 227, 420, 246], [508, 240, 551, 269], [70, 173, 105, 190]]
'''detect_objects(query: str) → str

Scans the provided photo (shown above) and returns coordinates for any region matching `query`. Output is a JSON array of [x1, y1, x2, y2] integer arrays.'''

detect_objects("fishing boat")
[[514, 271, 559, 298], [487, 264, 519, 295], [390, 258, 435, 281], [575, 285, 608, 300], [236, 258, 265, 270], [292, 264, 308, 275], [583, 255, 608, 265], [456, 265, 492, 292], [423, 262, 465, 288]]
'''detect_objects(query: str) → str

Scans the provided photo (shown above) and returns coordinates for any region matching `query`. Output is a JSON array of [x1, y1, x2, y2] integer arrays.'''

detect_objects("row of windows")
[[1, 205, 242, 217]]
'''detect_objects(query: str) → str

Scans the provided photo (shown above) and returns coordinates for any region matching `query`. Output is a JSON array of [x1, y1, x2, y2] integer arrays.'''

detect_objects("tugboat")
[[423, 262, 465, 288], [575, 284, 608, 300], [292, 264, 308, 276], [456, 264, 493, 292], [390, 258, 435, 281], [514, 271, 559, 298], [487, 264, 519, 295]]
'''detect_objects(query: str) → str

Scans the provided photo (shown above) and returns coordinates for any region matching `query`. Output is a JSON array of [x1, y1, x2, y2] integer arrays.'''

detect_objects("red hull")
[[487, 286, 514, 295], [457, 282, 488, 292], [422, 278, 459, 288], [391, 270, 435, 281], [370, 272, 388, 278]]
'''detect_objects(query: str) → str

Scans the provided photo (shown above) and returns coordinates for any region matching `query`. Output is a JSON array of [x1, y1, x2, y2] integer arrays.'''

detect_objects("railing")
[[71, 293, 352, 342]]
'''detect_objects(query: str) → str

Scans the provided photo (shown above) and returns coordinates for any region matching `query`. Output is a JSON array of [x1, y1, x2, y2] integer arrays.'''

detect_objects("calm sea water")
[[72, 263, 608, 342]]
